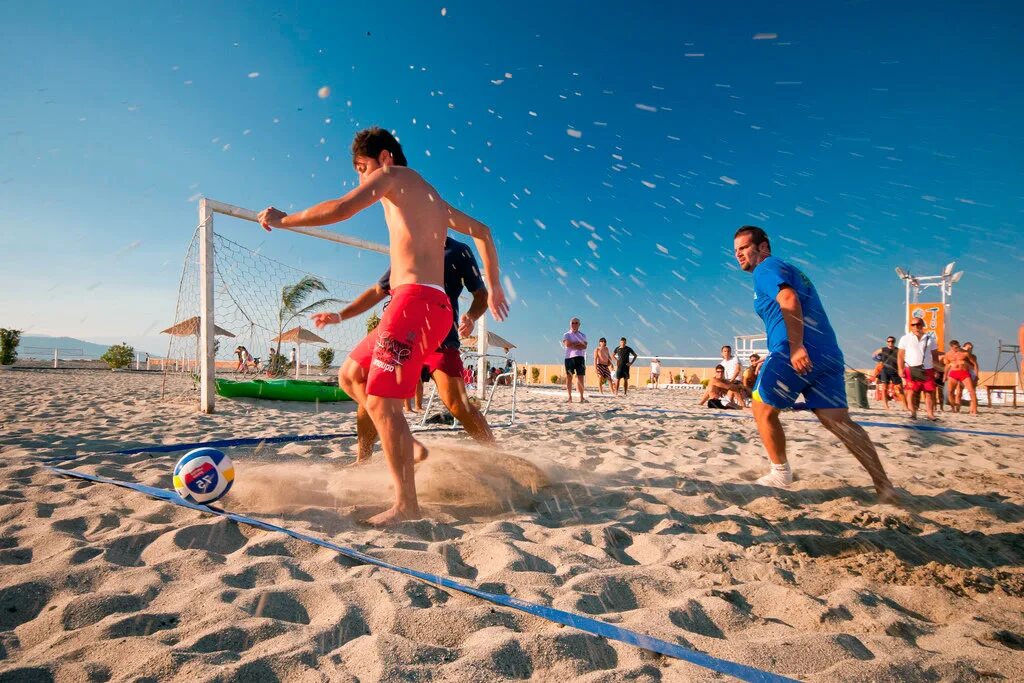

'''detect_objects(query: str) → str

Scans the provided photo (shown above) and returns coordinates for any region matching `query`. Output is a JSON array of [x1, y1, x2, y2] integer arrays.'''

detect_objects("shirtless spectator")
[[593, 338, 613, 393], [944, 340, 978, 414], [962, 342, 980, 385], [699, 365, 748, 409], [742, 353, 763, 392]]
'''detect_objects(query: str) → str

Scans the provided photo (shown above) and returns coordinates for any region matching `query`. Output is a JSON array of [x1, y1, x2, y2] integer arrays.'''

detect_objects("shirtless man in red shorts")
[[944, 340, 978, 415], [258, 127, 508, 525]]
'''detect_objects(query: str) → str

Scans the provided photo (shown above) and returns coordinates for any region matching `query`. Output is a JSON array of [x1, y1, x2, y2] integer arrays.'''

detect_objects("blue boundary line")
[[47, 466, 796, 683], [635, 407, 1023, 439]]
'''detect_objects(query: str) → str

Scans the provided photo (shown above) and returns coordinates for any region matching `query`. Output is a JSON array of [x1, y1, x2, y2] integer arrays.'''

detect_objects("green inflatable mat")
[[215, 378, 352, 402]]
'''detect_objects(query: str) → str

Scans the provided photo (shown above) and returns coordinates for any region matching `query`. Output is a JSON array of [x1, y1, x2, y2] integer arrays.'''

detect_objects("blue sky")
[[2, 1, 1022, 366]]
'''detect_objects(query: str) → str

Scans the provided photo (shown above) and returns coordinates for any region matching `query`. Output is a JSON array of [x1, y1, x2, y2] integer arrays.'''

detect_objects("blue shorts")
[[752, 353, 847, 410]]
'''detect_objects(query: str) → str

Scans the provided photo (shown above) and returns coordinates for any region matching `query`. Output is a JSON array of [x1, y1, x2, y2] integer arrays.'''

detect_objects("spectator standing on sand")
[[650, 357, 662, 388], [562, 317, 587, 403], [871, 336, 907, 411], [593, 338, 613, 393], [611, 337, 638, 396], [898, 317, 941, 420]]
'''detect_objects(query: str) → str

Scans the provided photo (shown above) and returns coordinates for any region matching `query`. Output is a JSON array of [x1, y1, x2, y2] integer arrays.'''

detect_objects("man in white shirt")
[[720, 345, 746, 406], [897, 317, 941, 420], [561, 317, 588, 403], [650, 357, 661, 387]]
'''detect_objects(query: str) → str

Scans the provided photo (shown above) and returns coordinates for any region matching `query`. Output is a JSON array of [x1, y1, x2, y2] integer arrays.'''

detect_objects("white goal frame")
[[195, 198, 490, 413]]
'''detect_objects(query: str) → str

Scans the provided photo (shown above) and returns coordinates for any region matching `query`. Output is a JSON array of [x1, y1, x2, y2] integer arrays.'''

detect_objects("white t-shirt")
[[721, 357, 741, 381], [562, 331, 587, 359], [898, 332, 936, 369], [650, 361, 661, 375]]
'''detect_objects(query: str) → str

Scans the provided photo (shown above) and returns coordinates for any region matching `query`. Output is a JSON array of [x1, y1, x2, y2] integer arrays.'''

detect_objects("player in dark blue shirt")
[[734, 226, 894, 501], [338, 236, 494, 462]]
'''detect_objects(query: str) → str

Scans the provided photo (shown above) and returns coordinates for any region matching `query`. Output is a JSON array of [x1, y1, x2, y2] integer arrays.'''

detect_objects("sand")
[[1, 368, 1023, 681]]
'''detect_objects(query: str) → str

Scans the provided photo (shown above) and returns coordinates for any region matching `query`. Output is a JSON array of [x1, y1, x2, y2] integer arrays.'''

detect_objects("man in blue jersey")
[[733, 226, 895, 501], [329, 236, 494, 463]]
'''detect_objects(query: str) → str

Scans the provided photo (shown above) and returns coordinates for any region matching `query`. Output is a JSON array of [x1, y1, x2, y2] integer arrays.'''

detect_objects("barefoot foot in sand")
[[364, 504, 421, 526]]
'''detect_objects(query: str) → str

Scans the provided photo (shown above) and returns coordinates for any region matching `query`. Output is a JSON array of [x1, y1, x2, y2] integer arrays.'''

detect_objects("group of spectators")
[[561, 317, 640, 402], [870, 317, 980, 418], [698, 345, 764, 409]]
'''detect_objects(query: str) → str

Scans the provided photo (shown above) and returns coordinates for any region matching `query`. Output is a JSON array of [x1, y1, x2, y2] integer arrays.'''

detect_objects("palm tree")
[[269, 276, 343, 376]]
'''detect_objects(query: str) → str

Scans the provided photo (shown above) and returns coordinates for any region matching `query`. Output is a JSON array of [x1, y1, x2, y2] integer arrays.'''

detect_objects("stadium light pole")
[[894, 263, 964, 338]]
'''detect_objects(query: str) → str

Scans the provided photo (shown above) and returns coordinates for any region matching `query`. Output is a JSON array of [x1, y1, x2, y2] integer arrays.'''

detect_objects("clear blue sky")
[[2, 1, 1022, 367]]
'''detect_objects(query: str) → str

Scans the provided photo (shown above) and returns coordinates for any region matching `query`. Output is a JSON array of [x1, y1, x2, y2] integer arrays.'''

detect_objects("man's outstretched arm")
[[312, 284, 387, 328], [258, 168, 396, 230], [443, 203, 508, 320]]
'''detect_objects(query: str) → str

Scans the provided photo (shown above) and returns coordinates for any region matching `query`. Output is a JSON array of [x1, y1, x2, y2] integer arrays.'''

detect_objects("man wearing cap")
[[897, 317, 941, 420]]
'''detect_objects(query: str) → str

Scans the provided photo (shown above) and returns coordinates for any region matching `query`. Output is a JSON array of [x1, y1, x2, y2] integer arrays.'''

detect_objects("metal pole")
[[199, 199, 216, 413], [476, 316, 488, 400], [904, 279, 911, 334]]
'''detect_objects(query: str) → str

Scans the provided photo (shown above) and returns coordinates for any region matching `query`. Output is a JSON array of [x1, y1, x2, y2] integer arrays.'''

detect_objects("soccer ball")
[[172, 448, 234, 505]]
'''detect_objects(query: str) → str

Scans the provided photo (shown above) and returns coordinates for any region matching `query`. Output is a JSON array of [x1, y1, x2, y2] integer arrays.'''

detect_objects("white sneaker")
[[756, 464, 793, 488]]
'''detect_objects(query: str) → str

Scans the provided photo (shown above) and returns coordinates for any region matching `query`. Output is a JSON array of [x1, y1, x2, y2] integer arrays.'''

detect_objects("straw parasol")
[[461, 331, 517, 353], [271, 326, 330, 378], [161, 316, 235, 338]]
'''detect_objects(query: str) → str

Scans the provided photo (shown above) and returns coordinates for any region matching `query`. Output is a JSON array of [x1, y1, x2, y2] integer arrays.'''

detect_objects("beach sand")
[[2, 368, 1023, 681]]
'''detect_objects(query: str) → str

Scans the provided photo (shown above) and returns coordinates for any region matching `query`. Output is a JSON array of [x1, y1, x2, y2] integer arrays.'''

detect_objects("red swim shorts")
[[349, 284, 452, 399], [947, 369, 971, 383], [423, 348, 465, 379], [903, 367, 936, 393]]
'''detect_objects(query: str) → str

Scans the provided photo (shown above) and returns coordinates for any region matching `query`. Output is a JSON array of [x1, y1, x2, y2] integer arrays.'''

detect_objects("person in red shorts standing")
[[259, 127, 508, 525], [897, 317, 941, 420]]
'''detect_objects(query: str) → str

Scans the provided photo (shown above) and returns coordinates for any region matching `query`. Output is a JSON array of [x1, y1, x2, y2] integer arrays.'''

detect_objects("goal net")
[[160, 200, 385, 410]]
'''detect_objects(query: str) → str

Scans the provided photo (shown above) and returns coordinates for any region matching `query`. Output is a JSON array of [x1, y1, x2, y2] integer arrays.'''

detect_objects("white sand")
[[2, 369, 1023, 681]]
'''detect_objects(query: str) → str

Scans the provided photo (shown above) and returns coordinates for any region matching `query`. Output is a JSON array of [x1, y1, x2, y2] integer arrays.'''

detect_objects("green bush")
[[101, 342, 135, 370], [550, 374, 559, 384], [673, 373, 682, 384], [267, 351, 288, 376], [318, 347, 335, 372], [700, 378, 710, 388], [0, 328, 21, 365], [531, 367, 540, 384], [366, 312, 381, 333]]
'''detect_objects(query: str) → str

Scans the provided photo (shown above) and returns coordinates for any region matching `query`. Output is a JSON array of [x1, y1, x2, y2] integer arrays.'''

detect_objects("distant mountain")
[[16, 335, 160, 360]]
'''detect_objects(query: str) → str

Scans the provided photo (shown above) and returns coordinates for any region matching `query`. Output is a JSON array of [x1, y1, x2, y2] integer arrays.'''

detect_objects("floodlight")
[[909, 278, 919, 288], [894, 267, 908, 279], [944, 261, 956, 277], [950, 271, 964, 283]]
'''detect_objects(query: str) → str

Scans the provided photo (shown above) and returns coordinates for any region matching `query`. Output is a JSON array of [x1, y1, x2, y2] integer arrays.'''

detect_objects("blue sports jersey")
[[752, 256, 842, 362], [378, 237, 485, 350]]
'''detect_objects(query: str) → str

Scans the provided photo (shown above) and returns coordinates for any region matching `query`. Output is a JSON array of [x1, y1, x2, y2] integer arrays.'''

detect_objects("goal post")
[[191, 198, 389, 413]]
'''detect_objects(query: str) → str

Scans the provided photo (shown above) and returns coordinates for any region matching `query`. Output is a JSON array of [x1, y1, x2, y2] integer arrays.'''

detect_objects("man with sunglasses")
[[897, 317, 941, 420], [870, 336, 907, 411]]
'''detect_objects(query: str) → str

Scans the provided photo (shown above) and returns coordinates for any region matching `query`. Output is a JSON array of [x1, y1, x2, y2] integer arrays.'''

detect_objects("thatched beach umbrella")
[[160, 316, 235, 338], [271, 327, 329, 378]]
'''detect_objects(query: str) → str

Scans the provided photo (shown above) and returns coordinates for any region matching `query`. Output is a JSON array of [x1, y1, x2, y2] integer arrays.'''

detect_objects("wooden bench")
[[985, 385, 1018, 408]]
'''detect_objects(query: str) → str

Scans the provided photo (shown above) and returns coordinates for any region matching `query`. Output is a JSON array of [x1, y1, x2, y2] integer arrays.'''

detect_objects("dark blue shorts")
[[564, 356, 586, 377], [878, 367, 902, 385], [752, 353, 847, 410]]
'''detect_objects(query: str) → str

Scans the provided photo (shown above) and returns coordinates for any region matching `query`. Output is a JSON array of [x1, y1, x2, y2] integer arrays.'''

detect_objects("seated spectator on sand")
[[699, 365, 749, 409], [742, 353, 763, 391]]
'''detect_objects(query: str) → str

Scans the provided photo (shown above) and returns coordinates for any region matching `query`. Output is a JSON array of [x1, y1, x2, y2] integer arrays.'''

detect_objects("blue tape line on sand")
[[636, 407, 1023, 439], [47, 466, 795, 683]]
